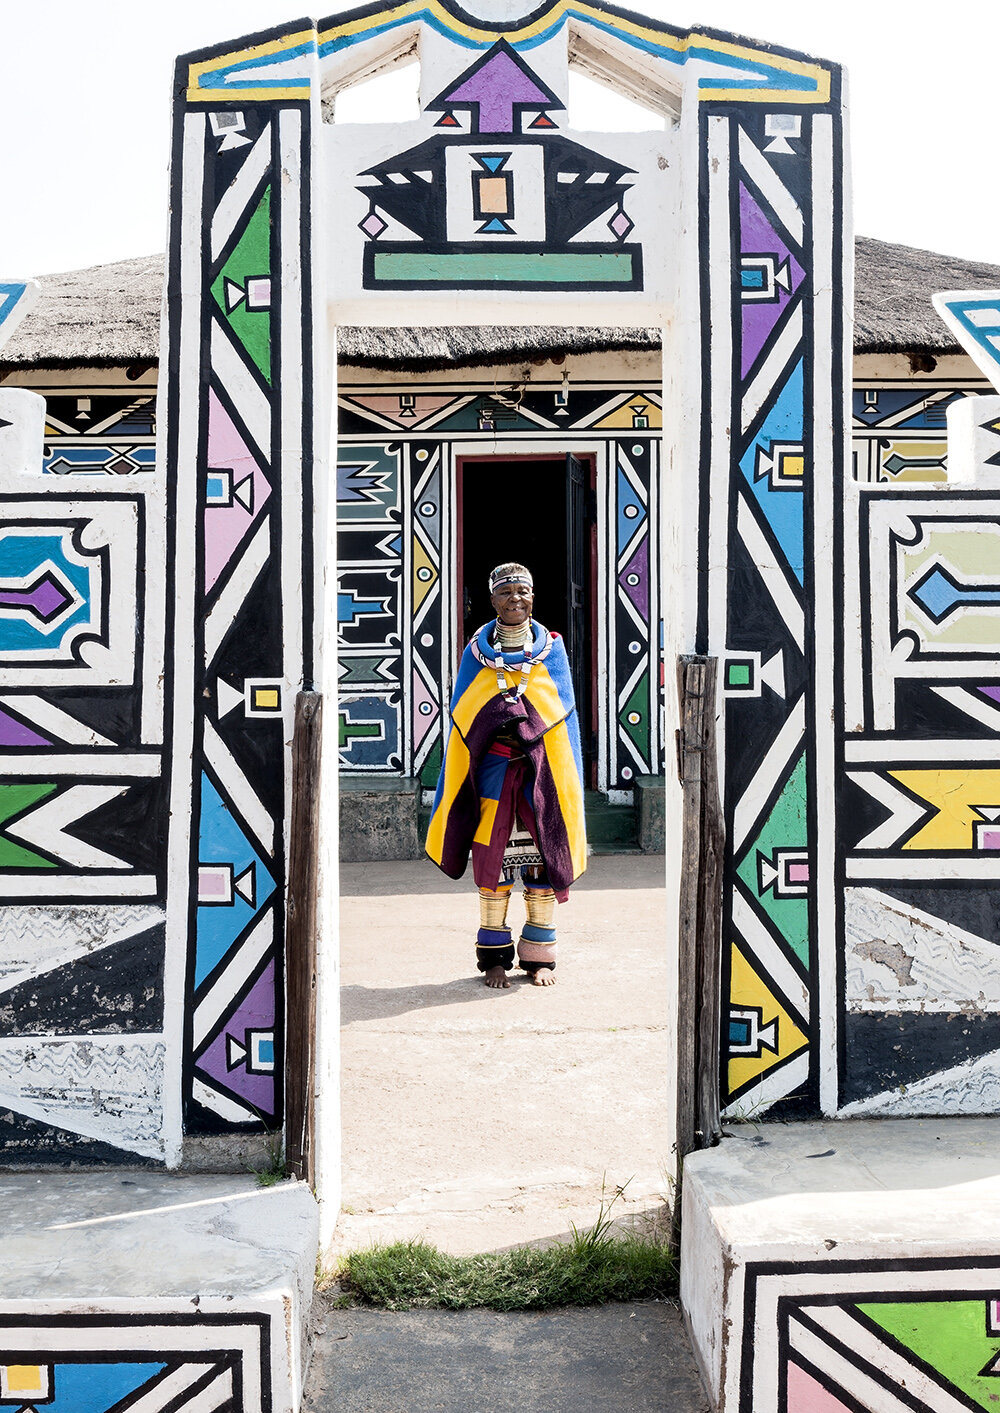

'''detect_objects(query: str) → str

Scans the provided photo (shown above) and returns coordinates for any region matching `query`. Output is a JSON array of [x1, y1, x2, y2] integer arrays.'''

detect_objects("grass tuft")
[[249, 1132, 287, 1188], [337, 1184, 676, 1311]]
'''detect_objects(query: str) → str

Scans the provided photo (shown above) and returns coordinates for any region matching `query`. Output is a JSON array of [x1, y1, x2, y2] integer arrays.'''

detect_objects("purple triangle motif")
[[430, 41, 562, 135], [979, 686, 1000, 705], [0, 707, 51, 747], [618, 536, 649, 618], [739, 183, 805, 378], [195, 957, 276, 1119]]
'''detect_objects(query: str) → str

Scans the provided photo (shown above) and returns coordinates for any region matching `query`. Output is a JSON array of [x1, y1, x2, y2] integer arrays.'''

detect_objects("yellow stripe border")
[[185, 1, 831, 106]]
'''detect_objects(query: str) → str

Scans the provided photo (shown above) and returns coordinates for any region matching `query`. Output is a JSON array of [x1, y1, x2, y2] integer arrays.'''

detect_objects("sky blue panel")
[[0, 532, 94, 654], [196, 772, 275, 988], [738, 360, 805, 582], [0, 282, 30, 330], [616, 466, 646, 556], [23, 1362, 168, 1413]]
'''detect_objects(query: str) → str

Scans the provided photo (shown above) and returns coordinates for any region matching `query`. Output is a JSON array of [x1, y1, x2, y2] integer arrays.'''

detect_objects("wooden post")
[[284, 691, 323, 1186], [674, 657, 724, 1216]]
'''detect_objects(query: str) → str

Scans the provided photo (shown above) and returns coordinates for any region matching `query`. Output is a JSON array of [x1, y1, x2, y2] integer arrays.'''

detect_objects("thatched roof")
[[338, 324, 660, 369], [0, 254, 164, 369], [2, 236, 999, 371], [853, 235, 1000, 354]]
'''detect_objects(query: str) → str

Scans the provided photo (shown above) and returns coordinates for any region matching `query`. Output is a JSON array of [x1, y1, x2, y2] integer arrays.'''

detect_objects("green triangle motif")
[[858, 1300, 1000, 1409], [620, 671, 649, 755], [0, 783, 59, 868], [735, 750, 808, 965], [210, 186, 272, 383], [420, 738, 443, 788]]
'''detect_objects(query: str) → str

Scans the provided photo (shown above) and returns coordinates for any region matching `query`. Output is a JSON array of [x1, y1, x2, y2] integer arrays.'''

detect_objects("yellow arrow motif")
[[728, 943, 807, 1098], [889, 768, 1000, 850]]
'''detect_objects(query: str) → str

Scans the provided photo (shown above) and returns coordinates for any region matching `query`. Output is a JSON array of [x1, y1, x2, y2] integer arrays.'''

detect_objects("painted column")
[[694, 63, 847, 1121], [164, 24, 323, 1153]]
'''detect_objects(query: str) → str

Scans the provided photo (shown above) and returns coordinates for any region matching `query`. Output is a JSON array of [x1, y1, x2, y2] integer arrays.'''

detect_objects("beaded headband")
[[489, 567, 533, 594]]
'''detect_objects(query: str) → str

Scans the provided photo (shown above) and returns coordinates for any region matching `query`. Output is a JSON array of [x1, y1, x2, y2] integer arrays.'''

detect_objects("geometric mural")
[[356, 40, 643, 293], [0, 1314, 271, 1413], [164, 50, 314, 1136], [0, 380, 166, 1163], [839, 478, 1000, 1112], [713, 92, 842, 1118], [336, 381, 665, 791], [852, 379, 986, 485], [740, 1257, 1000, 1413], [15, 0, 983, 1179], [41, 390, 157, 477]]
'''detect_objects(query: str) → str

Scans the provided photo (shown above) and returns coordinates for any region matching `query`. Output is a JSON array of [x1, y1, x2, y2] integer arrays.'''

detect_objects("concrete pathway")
[[304, 1297, 709, 1413], [311, 856, 708, 1410], [332, 854, 674, 1256]]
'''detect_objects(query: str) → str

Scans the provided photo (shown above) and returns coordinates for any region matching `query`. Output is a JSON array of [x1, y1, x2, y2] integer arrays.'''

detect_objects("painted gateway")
[[2, 0, 1000, 1407]]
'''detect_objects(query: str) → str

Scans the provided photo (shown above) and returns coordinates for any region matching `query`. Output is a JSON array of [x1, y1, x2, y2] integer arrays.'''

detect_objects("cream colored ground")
[[330, 854, 672, 1258]]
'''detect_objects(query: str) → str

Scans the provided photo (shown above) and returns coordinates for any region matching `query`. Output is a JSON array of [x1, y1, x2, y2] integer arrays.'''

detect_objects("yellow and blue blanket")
[[426, 620, 587, 893]]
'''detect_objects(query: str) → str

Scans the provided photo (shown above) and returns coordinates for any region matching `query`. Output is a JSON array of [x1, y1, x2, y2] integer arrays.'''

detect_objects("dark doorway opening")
[[457, 454, 595, 778]]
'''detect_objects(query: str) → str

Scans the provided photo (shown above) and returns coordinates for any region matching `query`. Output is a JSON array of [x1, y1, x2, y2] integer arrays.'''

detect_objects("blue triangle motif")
[[195, 772, 275, 987], [738, 359, 805, 583], [480, 155, 505, 172], [481, 217, 509, 233]]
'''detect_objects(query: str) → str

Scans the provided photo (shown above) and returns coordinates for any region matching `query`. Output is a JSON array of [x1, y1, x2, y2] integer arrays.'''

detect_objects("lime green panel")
[[0, 782, 58, 868], [372, 251, 636, 285], [735, 750, 809, 965], [858, 1300, 1000, 1409], [210, 187, 272, 383]]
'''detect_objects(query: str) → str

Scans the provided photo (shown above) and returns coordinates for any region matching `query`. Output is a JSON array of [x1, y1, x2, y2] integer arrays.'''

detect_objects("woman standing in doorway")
[[425, 562, 587, 987]]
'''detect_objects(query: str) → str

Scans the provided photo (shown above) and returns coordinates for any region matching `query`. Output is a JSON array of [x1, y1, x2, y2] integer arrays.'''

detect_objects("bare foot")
[[483, 965, 510, 989], [532, 969, 557, 986]]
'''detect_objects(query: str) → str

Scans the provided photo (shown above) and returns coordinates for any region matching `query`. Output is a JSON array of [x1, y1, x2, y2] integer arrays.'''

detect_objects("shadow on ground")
[[341, 972, 558, 1024], [338, 856, 663, 897]]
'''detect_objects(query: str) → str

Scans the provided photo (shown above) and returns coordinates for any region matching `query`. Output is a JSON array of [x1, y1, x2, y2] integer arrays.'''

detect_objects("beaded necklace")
[[492, 619, 533, 703]]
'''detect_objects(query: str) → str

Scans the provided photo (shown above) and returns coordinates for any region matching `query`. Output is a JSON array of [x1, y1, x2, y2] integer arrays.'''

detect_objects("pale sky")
[[1, 0, 997, 277]]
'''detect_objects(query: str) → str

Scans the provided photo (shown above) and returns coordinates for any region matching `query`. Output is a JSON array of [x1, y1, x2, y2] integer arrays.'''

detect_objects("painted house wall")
[[33, 0, 1000, 1186], [335, 349, 665, 794], [1, 329, 996, 1172]]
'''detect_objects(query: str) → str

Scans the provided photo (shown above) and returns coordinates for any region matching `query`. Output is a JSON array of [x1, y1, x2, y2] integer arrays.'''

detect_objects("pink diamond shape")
[[360, 211, 387, 240], [609, 209, 633, 241]]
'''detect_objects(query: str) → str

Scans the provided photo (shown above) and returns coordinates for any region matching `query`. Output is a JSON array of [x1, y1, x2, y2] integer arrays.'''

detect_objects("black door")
[[459, 455, 591, 765]]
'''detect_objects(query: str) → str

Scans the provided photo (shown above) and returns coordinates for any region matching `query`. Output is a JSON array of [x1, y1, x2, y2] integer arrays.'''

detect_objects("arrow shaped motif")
[[847, 771, 929, 851], [0, 568, 77, 626], [427, 39, 564, 135], [909, 561, 1000, 624], [5, 783, 131, 869]]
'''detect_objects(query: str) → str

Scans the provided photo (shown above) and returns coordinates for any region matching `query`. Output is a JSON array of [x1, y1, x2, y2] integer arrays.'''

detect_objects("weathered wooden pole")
[[674, 656, 724, 1237], [284, 691, 323, 1186]]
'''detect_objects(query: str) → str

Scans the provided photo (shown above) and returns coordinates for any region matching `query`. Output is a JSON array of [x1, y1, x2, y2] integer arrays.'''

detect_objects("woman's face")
[[491, 579, 534, 626]]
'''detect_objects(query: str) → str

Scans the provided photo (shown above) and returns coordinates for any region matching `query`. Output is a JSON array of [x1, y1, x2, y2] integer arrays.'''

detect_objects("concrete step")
[[585, 789, 639, 852], [681, 1117, 1000, 1413], [304, 1298, 710, 1413], [0, 1173, 319, 1413]]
